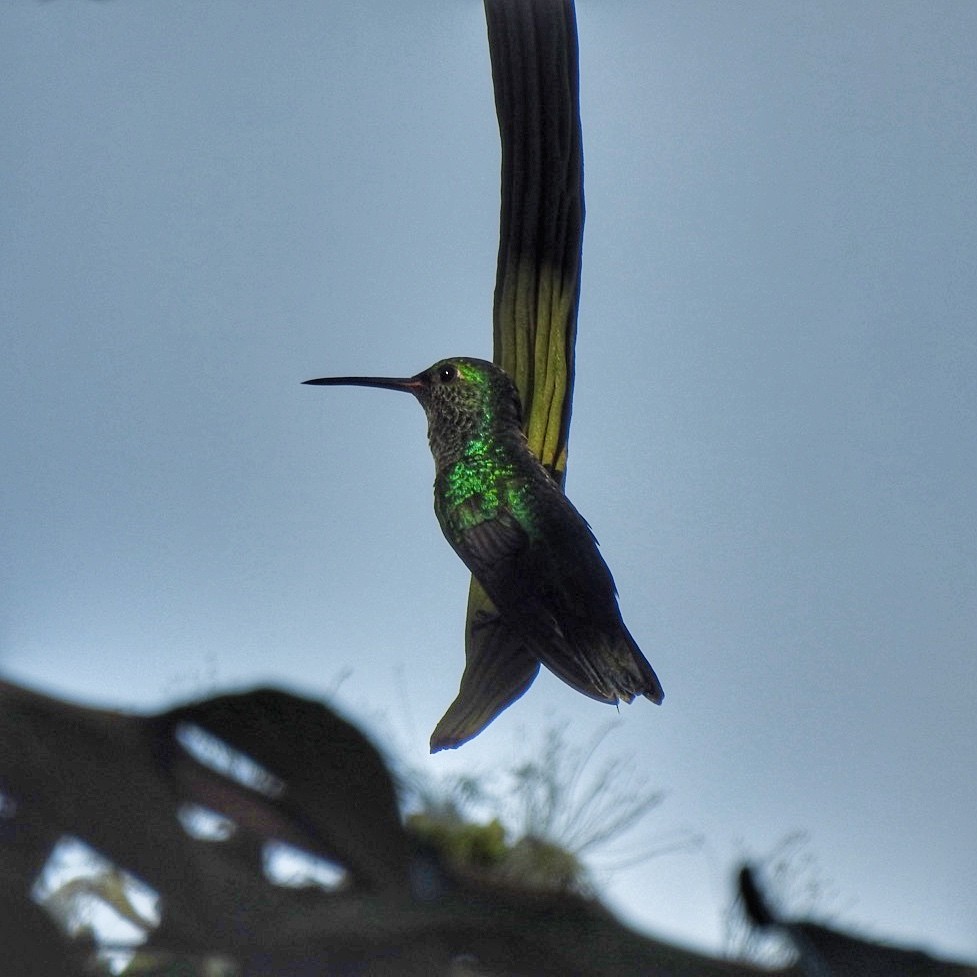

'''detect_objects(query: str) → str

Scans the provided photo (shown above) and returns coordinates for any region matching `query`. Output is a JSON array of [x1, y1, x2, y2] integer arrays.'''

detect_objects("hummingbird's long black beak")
[[302, 375, 424, 394]]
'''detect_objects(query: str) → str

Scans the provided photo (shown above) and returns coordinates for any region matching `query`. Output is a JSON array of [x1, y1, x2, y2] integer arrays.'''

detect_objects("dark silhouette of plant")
[[723, 832, 844, 966], [403, 722, 701, 895]]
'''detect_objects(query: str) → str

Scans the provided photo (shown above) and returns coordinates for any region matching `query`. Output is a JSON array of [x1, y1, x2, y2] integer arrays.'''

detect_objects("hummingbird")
[[303, 357, 663, 742]]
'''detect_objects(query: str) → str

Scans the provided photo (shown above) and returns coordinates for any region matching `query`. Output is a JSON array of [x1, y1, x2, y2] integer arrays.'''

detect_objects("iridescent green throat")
[[441, 436, 534, 534]]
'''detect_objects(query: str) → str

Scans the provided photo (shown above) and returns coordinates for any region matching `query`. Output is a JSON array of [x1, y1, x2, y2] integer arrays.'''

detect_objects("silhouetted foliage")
[[403, 723, 698, 895], [724, 832, 844, 966], [4, 679, 972, 976]]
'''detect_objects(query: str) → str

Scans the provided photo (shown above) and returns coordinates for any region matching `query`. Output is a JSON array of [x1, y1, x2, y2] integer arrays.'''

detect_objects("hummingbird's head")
[[303, 357, 524, 470], [411, 358, 524, 469]]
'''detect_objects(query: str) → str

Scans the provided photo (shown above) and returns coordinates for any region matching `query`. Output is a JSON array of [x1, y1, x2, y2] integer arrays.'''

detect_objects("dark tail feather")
[[621, 627, 664, 704], [560, 624, 664, 705], [528, 621, 663, 706]]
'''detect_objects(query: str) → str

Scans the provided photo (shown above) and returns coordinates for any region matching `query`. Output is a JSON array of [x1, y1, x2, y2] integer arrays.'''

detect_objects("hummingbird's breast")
[[434, 437, 535, 538]]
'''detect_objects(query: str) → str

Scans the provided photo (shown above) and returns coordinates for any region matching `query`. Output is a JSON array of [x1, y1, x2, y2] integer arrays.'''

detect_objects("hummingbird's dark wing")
[[445, 505, 623, 704], [528, 495, 665, 706], [430, 579, 540, 753], [446, 487, 664, 707]]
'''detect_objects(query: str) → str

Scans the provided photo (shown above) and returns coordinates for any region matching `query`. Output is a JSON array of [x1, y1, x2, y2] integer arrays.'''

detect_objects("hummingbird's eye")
[[438, 364, 458, 383]]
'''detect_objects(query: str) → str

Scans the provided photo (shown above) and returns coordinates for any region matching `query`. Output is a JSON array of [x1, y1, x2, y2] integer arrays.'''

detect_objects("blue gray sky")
[[2, 0, 975, 961]]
